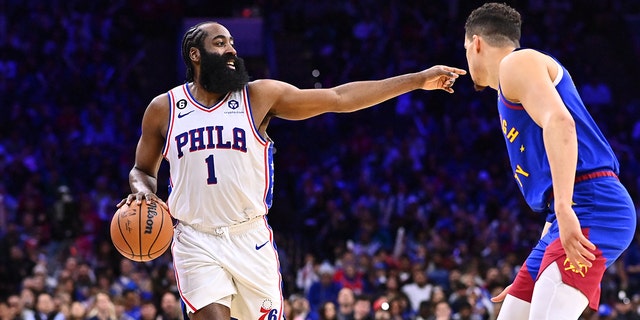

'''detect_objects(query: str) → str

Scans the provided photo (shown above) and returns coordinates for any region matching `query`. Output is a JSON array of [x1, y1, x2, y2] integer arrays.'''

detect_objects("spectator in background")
[[371, 297, 390, 320], [0, 300, 15, 320], [387, 295, 411, 320], [67, 301, 87, 320], [458, 272, 492, 319], [373, 309, 391, 320], [447, 280, 468, 315], [415, 300, 432, 320], [139, 299, 158, 320], [334, 261, 367, 295], [451, 300, 474, 320], [336, 288, 355, 320], [50, 185, 79, 243], [367, 260, 389, 295], [596, 303, 616, 320], [429, 300, 453, 320], [613, 291, 639, 320], [429, 286, 447, 306], [352, 295, 373, 320], [488, 286, 505, 320], [319, 301, 338, 320], [157, 291, 183, 320], [19, 288, 36, 318], [53, 257, 78, 285], [290, 294, 316, 320], [87, 292, 117, 320], [33, 292, 64, 320], [113, 296, 135, 320], [74, 261, 97, 301], [401, 263, 433, 313], [284, 298, 293, 320], [307, 261, 342, 314], [7, 294, 34, 320], [297, 253, 320, 295], [378, 272, 406, 307], [121, 289, 141, 320], [111, 259, 137, 298], [52, 291, 72, 319], [6, 244, 35, 294]]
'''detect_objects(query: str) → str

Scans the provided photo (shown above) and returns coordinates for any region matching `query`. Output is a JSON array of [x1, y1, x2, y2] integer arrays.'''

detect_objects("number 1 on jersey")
[[205, 154, 218, 184]]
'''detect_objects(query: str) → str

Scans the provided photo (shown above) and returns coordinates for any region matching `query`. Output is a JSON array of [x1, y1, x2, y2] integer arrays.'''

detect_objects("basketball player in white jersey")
[[118, 21, 465, 320]]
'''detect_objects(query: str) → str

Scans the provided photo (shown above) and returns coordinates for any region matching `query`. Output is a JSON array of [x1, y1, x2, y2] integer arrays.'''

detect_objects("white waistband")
[[178, 215, 266, 236]]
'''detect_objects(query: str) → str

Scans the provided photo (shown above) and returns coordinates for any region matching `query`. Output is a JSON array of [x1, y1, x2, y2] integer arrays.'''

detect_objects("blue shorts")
[[510, 175, 636, 310]]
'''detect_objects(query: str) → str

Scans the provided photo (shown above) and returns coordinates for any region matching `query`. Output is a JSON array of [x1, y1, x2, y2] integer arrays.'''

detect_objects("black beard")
[[199, 50, 249, 94]]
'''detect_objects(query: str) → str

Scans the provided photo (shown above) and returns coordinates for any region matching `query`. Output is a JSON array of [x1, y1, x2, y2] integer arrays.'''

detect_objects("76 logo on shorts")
[[258, 299, 278, 320]]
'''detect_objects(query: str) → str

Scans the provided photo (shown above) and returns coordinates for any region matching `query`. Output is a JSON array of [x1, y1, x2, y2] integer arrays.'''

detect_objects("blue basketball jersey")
[[497, 51, 619, 212]]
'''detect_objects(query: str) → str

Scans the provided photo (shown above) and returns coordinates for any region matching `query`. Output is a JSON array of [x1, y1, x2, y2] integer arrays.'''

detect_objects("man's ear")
[[472, 35, 481, 53], [189, 47, 200, 63]]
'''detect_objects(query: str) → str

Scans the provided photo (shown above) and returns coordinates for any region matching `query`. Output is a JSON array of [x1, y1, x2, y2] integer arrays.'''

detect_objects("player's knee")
[[496, 295, 531, 320], [530, 262, 588, 319]]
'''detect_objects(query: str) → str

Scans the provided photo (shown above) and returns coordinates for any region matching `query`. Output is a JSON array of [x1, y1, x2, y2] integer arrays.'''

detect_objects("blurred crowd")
[[1, 0, 640, 319]]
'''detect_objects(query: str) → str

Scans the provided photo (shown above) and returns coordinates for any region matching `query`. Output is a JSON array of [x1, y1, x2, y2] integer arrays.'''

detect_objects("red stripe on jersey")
[[181, 84, 229, 112], [499, 94, 525, 110], [242, 86, 271, 213], [261, 143, 270, 213], [243, 86, 267, 145], [163, 90, 177, 158]]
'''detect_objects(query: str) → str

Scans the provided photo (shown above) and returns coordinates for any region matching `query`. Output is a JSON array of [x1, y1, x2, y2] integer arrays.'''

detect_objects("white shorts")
[[172, 216, 284, 320]]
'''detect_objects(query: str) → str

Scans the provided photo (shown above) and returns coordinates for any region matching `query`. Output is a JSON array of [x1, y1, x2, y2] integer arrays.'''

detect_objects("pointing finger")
[[441, 66, 467, 75]]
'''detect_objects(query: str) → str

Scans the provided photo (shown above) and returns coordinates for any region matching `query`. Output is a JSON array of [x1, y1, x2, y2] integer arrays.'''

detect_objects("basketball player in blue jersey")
[[117, 21, 465, 320], [463, 3, 636, 320]]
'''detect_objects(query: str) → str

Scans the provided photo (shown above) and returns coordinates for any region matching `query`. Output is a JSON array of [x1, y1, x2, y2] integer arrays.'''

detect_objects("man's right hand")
[[420, 65, 467, 93], [491, 284, 511, 303], [117, 192, 169, 212]]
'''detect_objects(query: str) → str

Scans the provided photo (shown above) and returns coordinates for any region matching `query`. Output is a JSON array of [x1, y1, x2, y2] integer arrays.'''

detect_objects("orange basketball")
[[110, 201, 173, 262]]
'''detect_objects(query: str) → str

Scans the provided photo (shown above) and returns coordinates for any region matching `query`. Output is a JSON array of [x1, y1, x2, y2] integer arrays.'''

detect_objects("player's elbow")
[[544, 111, 575, 131], [542, 112, 577, 144], [326, 90, 350, 113]]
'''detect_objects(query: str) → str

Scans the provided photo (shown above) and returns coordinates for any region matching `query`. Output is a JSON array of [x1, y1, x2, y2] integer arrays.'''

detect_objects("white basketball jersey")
[[163, 84, 274, 228]]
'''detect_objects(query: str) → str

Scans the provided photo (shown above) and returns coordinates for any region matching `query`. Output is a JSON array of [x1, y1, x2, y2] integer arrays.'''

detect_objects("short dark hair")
[[181, 21, 211, 82], [465, 2, 521, 47]]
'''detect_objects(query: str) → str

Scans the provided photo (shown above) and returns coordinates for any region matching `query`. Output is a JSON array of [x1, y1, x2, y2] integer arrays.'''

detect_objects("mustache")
[[221, 52, 240, 65]]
